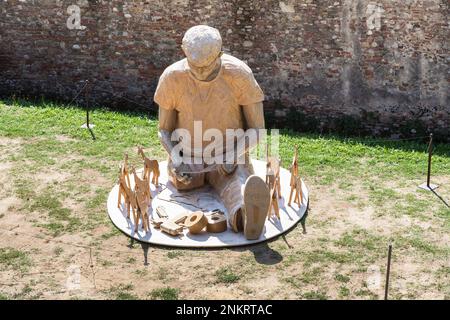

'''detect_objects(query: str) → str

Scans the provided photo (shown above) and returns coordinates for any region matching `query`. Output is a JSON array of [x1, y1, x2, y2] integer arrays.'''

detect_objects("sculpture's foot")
[[243, 175, 270, 240]]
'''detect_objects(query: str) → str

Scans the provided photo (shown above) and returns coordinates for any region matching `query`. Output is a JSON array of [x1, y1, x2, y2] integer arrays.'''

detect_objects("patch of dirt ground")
[[0, 136, 449, 300]]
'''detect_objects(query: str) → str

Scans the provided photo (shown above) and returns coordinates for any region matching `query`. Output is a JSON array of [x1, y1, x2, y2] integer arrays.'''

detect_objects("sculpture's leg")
[[207, 162, 254, 232]]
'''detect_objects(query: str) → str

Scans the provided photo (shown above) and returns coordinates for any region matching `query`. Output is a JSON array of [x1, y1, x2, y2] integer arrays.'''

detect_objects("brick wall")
[[0, 0, 448, 139]]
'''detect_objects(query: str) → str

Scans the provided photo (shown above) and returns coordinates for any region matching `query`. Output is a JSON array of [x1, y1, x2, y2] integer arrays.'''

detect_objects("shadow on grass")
[[247, 242, 283, 265], [431, 189, 450, 208], [279, 129, 450, 158], [1, 96, 157, 120], [129, 236, 285, 266], [128, 238, 150, 266]]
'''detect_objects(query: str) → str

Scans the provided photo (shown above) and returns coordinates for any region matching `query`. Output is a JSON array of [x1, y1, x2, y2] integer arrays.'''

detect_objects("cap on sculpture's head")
[[182, 25, 222, 67]]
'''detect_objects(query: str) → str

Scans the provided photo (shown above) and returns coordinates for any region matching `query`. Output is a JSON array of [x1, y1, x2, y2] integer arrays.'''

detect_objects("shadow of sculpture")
[[249, 242, 283, 265], [126, 237, 150, 266], [230, 240, 283, 266], [140, 242, 150, 266]]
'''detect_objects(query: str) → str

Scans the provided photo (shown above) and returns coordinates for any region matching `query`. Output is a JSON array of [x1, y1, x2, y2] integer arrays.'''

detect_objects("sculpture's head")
[[182, 25, 223, 81]]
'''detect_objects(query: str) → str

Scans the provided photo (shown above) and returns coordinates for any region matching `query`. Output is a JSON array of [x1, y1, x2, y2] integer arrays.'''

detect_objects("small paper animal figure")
[[265, 143, 281, 219], [137, 146, 160, 186], [125, 167, 151, 232], [288, 146, 303, 206], [266, 156, 281, 197], [119, 173, 138, 222], [292, 176, 303, 206], [121, 175, 150, 233], [132, 167, 151, 201], [117, 153, 132, 211], [135, 188, 150, 232], [266, 157, 281, 219]]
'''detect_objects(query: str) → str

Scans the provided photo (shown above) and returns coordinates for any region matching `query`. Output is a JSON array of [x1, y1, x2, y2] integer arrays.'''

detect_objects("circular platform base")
[[107, 159, 308, 248]]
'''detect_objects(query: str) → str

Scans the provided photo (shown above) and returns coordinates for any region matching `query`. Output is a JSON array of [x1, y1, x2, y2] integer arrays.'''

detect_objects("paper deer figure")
[[116, 155, 151, 233], [119, 172, 137, 221], [137, 146, 160, 186], [117, 153, 132, 211], [119, 169, 149, 233], [132, 167, 151, 232], [288, 146, 303, 206], [135, 188, 150, 232], [265, 144, 281, 219], [266, 156, 281, 219], [132, 167, 151, 201]]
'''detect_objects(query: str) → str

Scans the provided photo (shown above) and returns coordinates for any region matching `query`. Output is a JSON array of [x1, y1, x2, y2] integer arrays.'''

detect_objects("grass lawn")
[[0, 98, 448, 300]]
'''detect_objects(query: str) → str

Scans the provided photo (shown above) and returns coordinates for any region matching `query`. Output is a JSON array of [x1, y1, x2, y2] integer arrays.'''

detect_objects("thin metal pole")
[[384, 244, 392, 300], [426, 133, 433, 187], [418, 133, 438, 191], [85, 80, 90, 129]]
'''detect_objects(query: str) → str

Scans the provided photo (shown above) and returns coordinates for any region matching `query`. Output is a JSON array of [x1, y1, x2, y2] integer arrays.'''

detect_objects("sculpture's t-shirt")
[[154, 54, 264, 157]]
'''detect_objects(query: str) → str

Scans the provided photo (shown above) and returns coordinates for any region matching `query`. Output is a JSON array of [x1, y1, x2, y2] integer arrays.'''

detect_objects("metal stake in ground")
[[384, 244, 392, 300], [419, 133, 438, 191], [81, 80, 95, 130]]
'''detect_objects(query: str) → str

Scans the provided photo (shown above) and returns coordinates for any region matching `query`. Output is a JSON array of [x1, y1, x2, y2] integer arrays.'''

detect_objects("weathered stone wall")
[[0, 0, 448, 139]]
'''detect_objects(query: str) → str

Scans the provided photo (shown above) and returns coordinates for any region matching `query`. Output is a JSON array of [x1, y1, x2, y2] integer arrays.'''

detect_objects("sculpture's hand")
[[159, 128, 191, 183], [171, 163, 193, 184], [218, 163, 237, 176], [158, 129, 177, 158], [171, 162, 207, 184]]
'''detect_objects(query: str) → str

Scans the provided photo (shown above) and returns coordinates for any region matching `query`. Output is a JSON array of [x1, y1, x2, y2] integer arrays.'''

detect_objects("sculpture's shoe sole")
[[243, 175, 270, 240]]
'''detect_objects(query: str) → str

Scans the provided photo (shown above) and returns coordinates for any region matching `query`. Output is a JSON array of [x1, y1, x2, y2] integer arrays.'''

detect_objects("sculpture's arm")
[[243, 101, 265, 130], [218, 102, 265, 175], [236, 101, 265, 156], [158, 107, 177, 156], [158, 107, 198, 182]]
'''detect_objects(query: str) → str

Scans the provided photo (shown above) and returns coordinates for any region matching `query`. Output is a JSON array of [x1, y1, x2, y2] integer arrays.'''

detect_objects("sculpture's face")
[[187, 53, 222, 81]]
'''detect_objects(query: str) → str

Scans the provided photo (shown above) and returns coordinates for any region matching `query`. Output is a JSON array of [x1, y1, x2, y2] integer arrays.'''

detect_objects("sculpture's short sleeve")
[[154, 71, 176, 110], [236, 69, 265, 106]]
